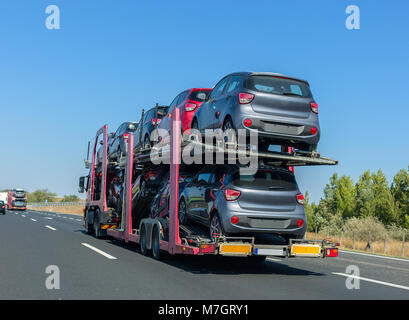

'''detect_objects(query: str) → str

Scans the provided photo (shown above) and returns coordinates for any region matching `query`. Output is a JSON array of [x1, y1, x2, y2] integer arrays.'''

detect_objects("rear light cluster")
[[296, 193, 304, 205], [185, 103, 197, 111], [151, 118, 161, 126], [310, 102, 318, 114], [297, 219, 304, 227], [326, 248, 338, 257], [238, 93, 254, 104], [224, 188, 241, 201]]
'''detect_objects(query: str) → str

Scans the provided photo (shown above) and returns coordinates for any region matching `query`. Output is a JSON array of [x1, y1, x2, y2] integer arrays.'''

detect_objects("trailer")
[[79, 107, 339, 260], [7, 189, 27, 211]]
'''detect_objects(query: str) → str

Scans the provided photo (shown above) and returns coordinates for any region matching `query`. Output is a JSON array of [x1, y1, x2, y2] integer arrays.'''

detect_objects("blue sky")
[[0, 0, 408, 202]]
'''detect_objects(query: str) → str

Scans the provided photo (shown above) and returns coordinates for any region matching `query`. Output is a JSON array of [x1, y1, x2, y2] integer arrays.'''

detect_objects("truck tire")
[[152, 225, 161, 260], [140, 224, 149, 256], [84, 210, 93, 235], [94, 213, 103, 239]]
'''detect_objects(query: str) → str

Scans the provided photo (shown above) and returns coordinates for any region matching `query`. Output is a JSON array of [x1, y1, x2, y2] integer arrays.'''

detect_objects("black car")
[[0, 201, 6, 215], [191, 72, 320, 152], [179, 164, 306, 243], [150, 171, 195, 220], [134, 106, 169, 150], [108, 122, 138, 160]]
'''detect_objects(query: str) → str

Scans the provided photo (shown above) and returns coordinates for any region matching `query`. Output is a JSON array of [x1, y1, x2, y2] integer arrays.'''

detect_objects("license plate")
[[254, 248, 284, 256], [219, 244, 251, 255], [291, 244, 321, 256]]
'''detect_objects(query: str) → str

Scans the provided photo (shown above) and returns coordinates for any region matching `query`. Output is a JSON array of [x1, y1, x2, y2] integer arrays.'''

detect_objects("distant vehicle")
[[7, 189, 27, 211], [0, 201, 6, 214], [108, 122, 138, 160], [157, 88, 211, 143], [191, 72, 320, 152], [178, 164, 306, 243], [134, 106, 169, 150], [0, 192, 7, 206]]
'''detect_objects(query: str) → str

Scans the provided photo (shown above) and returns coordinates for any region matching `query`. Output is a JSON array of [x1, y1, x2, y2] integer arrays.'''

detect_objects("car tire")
[[178, 198, 188, 226], [210, 212, 225, 241], [144, 135, 151, 149], [223, 118, 236, 146]]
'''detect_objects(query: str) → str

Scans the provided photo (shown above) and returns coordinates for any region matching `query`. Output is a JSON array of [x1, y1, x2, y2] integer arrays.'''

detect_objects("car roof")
[[227, 72, 309, 86]]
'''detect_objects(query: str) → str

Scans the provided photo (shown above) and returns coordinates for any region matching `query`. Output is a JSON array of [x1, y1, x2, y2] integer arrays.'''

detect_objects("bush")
[[343, 216, 387, 241]]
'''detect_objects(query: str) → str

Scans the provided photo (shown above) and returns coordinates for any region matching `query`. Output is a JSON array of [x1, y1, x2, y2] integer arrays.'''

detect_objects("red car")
[[158, 88, 211, 142]]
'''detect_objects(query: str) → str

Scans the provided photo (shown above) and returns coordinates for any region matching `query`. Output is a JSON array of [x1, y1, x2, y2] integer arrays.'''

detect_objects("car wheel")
[[223, 118, 236, 145], [210, 212, 225, 241], [178, 198, 188, 225], [144, 135, 151, 149], [190, 119, 200, 142]]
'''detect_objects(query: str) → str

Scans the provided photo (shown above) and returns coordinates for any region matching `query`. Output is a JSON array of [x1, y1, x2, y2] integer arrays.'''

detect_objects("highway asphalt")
[[0, 209, 408, 300]]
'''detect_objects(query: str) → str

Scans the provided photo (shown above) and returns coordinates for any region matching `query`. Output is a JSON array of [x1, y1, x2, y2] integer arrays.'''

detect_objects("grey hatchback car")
[[178, 164, 306, 243], [191, 72, 320, 152]]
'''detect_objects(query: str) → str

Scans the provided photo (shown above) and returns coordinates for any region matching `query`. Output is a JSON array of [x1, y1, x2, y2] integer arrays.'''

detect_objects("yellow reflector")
[[291, 245, 321, 255], [220, 244, 251, 255]]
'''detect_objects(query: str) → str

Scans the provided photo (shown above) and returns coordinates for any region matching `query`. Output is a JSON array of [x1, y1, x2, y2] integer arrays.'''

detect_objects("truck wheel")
[[140, 224, 149, 256], [94, 214, 103, 239], [152, 225, 161, 260], [84, 211, 93, 235]]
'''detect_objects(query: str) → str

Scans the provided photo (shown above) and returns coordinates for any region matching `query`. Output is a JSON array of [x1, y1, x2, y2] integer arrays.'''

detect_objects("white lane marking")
[[333, 272, 409, 291], [267, 257, 282, 262], [45, 217, 53, 220], [45, 225, 56, 231], [30, 218, 37, 222], [340, 250, 409, 263], [69, 218, 74, 220], [76, 219, 81, 222], [22, 215, 26, 217], [63, 217, 67, 219], [81, 243, 117, 260]]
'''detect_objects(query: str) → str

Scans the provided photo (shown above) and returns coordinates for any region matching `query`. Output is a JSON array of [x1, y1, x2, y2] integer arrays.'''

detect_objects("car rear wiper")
[[268, 186, 285, 190], [282, 92, 302, 97]]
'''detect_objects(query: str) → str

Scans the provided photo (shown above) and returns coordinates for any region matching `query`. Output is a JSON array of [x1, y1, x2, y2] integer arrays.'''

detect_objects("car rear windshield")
[[231, 169, 297, 191], [189, 90, 210, 102], [245, 75, 312, 98]]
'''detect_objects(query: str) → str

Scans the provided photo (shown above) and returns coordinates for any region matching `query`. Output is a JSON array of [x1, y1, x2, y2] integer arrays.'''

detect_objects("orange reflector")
[[220, 244, 251, 255], [291, 244, 321, 256]]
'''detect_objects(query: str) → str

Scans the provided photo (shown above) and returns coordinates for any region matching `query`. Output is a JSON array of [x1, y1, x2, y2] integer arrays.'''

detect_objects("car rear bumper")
[[230, 107, 320, 146], [218, 202, 306, 236]]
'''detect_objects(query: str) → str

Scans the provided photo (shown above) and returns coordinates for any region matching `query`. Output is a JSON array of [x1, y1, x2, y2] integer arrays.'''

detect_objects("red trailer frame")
[[84, 107, 339, 259]]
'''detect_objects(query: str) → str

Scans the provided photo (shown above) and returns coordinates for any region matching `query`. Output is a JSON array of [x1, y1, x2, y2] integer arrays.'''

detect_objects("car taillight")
[[243, 118, 252, 127], [326, 248, 338, 257], [310, 102, 318, 114], [296, 193, 304, 205], [311, 127, 317, 135], [297, 219, 304, 227], [238, 93, 254, 104], [231, 216, 239, 224], [185, 103, 197, 111], [152, 119, 161, 125], [224, 189, 241, 201]]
